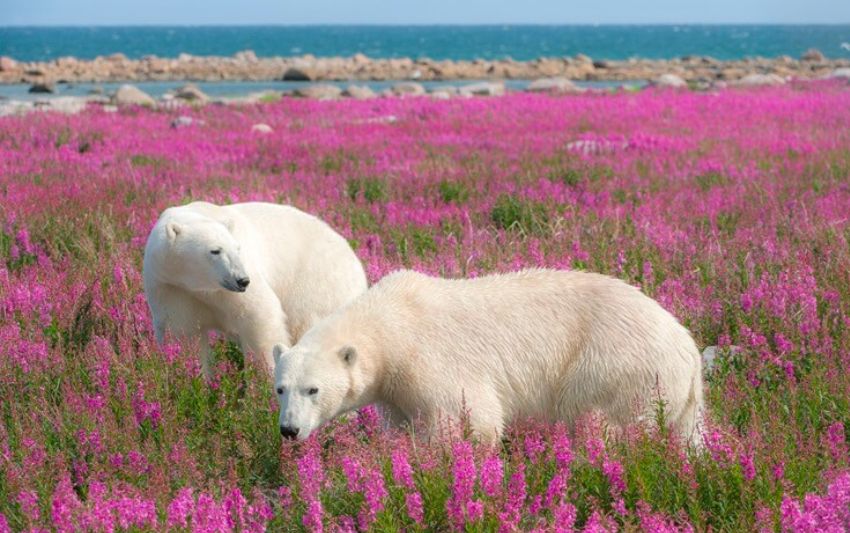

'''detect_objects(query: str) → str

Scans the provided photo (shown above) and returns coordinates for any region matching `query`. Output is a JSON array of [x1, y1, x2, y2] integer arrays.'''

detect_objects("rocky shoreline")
[[2, 49, 849, 86]]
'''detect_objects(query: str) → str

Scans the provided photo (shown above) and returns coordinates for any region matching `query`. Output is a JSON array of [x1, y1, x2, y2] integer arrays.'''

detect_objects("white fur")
[[143, 201, 368, 376], [274, 268, 704, 446]]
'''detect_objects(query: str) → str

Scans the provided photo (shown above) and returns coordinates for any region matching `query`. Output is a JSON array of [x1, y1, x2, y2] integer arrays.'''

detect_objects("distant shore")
[[1, 50, 849, 85]]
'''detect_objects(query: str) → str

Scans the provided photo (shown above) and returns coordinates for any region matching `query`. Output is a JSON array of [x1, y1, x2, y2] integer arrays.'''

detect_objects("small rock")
[[45, 96, 88, 114], [177, 53, 194, 62], [113, 84, 156, 107], [566, 139, 628, 155], [733, 73, 786, 87], [702, 345, 741, 373], [702, 346, 718, 372], [360, 115, 398, 124], [458, 81, 505, 96], [292, 84, 342, 99], [391, 82, 426, 96], [0, 56, 17, 72], [801, 48, 825, 62], [592, 60, 611, 69], [651, 73, 688, 89], [174, 84, 209, 103], [829, 68, 850, 80], [234, 50, 258, 62], [342, 85, 377, 99], [170, 115, 201, 129], [104, 53, 128, 62], [28, 81, 55, 94], [526, 77, 583, 94], [282, 67, 315, 81], [352, 53, 370, 65], [429, 85, 459, 96], [251, 123, 273, 134]]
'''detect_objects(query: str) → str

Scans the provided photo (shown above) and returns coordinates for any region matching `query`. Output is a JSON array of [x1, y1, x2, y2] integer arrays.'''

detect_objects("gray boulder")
[[702, 345, 741, 373], [234, 50, 258, 63], [458, 81, 505, 96], [801, 48, 825, 62], [0, 56, 17, 72], [652, 73, 688, 89], [113, 84, 156, 107], [29, 81, 56, 94], [292, 84, 342, 99], [830, 68, 850, 80], [391, 82, 426, 96], [170, 115, 204, 129], [734, 73, 785, 87], [251, 123, 273, 134], [566, 139, 628, 155], [174, 84, 209, 103], [342, 85, 377, 99], [526, 77, 584, 94], [282, 67, 315, 81]]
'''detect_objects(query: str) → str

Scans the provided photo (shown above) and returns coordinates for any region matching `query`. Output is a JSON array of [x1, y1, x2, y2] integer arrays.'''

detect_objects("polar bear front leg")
[[148, 285, 214, 378], [232, 281, 292, 374]]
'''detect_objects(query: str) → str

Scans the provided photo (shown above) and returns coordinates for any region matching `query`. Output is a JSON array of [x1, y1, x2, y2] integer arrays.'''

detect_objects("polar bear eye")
[[210, 249, 222, 255], [308, 387, 319, 396], [276, 387, 284, 395]]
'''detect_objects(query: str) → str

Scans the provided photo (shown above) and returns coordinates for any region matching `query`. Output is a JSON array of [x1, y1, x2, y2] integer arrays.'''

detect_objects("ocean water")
[[1, 25, 850, 62], [0, 79, 641, 102]]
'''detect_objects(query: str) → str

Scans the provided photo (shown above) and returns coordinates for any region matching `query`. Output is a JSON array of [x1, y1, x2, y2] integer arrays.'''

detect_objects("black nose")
[[280, 425, 299, 440], [236, 277, 250, 289]]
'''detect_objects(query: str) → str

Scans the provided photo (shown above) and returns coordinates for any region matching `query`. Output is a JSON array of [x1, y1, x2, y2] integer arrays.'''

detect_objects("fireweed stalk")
[[0, 82, 849, 530]]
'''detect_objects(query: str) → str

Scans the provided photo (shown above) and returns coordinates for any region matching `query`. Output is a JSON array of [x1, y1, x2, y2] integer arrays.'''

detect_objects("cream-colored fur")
[[273, 268, 704, 446], [143, 201, 367, 377]]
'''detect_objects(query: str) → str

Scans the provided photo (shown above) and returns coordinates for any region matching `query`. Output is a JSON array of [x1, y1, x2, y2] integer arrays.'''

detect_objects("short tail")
[[676, 357, 705, 449]]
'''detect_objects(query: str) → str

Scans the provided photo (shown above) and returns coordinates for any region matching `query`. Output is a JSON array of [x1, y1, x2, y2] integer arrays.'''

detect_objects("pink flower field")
[[1, 82, 850, 531]]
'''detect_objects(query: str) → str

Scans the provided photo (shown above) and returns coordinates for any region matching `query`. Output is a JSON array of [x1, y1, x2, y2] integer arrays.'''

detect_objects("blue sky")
[[3, 0, 850, 25]]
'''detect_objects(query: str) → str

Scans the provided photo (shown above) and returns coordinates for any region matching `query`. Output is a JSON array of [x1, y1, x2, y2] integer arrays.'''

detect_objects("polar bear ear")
[[339, 346, 357, 366], [273, 344, 284, 367], [165, 222, 182, 241], [222, 218, 235, 234]]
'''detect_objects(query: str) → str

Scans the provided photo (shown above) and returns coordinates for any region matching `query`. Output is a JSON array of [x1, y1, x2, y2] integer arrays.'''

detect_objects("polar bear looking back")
[[273, 269, 704, 446], [143, 201, 368, 377]]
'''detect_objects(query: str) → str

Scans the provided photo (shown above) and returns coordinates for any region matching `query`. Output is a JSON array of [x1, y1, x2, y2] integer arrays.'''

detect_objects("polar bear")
[[273, 268, 704, 446], [143, 201, 368, 377]]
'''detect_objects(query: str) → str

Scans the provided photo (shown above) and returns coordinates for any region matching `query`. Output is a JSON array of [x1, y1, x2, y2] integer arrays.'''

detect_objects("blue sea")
[[2, 25, 850, 62]]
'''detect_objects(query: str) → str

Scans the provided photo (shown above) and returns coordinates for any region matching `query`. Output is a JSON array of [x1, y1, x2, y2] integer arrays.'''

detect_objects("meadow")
[[1, 82, 850, 531]]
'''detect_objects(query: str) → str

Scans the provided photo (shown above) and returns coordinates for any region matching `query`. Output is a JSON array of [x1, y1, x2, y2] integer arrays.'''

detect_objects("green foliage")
[[437, 180, 470, 204], [490, 194, 549, 235], [695, 172, 728, 192], [347, 177, 388, 203], [130, 154, 167, 168]]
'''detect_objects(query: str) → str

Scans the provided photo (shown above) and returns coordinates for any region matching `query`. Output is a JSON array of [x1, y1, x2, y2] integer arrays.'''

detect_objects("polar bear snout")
[[221, 275, 250, 292], [279, 425, 300, 439], [220, 275, 249, 292]]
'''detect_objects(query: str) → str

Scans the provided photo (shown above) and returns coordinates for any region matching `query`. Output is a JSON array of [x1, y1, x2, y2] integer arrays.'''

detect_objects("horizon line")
[[3, 22, 850, 28]]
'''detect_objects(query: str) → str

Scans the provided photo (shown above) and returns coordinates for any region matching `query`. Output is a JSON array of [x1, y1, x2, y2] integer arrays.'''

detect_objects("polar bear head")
[[158, 213, 250, 293], [273, 333, 370, 441]]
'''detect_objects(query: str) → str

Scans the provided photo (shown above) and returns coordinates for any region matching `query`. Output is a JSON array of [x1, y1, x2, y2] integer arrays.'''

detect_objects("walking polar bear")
[[143, 201, 367, 376], [273, 268, 704, 445]]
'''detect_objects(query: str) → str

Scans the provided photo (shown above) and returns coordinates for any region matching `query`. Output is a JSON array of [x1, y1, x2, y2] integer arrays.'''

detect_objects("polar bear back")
[[335, 268, 702, 436]]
